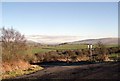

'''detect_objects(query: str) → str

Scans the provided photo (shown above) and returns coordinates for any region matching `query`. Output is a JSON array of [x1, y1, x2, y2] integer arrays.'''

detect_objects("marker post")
[[88, 44, 93, 61]]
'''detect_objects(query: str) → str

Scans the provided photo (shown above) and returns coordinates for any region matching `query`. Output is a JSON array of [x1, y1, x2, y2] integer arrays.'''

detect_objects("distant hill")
[[25, 35, 118, 45], [26, 40, 42, 46], [69, 38, 118, 45], [25, 35, 81, 45]]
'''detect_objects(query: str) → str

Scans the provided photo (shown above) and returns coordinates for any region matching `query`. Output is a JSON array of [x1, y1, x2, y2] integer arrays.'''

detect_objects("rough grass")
[[2, 65, 43, 79], [108, 53, 120, 61], [109, 53, 119, 57]]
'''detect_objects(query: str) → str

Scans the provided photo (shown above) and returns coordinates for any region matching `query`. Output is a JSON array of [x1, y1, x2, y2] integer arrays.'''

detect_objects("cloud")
[[25, 35, 81, 44]]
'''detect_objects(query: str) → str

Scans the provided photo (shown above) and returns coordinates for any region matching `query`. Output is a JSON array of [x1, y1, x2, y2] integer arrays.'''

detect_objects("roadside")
[[9, 62, 119, 80], [1, 61, 43, 79]]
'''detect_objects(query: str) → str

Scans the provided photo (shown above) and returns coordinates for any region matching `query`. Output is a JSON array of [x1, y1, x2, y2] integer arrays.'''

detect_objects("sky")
[[2, 2, 118, 39]]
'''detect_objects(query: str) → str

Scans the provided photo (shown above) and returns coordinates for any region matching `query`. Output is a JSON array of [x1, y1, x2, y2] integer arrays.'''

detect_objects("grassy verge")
[[2, 65, 43, 79]]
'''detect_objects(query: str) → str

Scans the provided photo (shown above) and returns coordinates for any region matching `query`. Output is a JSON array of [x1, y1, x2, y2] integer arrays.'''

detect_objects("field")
[[26, 44, 120, 62], [28, 44, 118, 54], [28, 44, 87, 53], [108, 53, 120, 61]]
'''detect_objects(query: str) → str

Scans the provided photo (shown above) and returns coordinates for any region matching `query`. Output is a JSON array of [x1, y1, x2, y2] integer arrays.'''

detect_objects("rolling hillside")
[[26, 35, 118, 45], [69, 38, 118, 45]]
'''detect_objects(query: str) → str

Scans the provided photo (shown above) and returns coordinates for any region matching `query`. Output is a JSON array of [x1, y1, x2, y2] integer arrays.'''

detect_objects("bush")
[[1, 27, 27, 62], [93, 42, 109, 61]]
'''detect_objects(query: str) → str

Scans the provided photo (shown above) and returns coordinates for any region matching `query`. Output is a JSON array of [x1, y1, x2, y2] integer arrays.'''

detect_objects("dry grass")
[[2, 61, 43, 79]]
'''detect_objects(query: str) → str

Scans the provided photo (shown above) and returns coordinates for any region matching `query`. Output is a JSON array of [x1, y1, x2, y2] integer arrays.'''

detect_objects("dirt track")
[[9, 62, 119, 80]]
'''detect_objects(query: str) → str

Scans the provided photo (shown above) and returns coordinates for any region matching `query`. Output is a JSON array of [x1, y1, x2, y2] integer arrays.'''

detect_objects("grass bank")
[[1, 60, 43, 79]]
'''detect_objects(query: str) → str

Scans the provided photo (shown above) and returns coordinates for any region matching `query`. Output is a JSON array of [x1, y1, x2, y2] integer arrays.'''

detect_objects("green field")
[[108, 53, 120, 60], [27, 44, 85, 54], [28, 44, 118, 54]]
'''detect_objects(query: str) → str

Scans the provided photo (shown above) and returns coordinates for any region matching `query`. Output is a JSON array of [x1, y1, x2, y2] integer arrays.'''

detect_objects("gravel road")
[[2, 62, 119, 81]]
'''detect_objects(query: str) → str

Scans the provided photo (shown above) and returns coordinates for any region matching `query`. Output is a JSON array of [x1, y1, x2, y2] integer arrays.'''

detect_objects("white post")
[[88, 44, 93, 61], [90, 44, 92, 49], [88, 44, 90, 49]]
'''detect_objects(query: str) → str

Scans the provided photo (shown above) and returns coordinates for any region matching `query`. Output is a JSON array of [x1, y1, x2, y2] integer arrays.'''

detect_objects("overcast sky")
[[2, 2, 118, 39]]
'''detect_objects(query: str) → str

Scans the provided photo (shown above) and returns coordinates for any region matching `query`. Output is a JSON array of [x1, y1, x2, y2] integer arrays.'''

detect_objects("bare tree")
[[95, 41, 109, 61], [1, 27, 27, 62]]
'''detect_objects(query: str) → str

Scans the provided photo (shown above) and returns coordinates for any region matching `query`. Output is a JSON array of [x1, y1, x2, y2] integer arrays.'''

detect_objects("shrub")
[[93, 41, 109, 61], [1, 27, 27, 62]]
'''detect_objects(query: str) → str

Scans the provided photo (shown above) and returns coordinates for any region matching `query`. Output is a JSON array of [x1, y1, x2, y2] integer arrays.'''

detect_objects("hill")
[[69, 38, 118, 45], [25, 35, 118, 45]]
